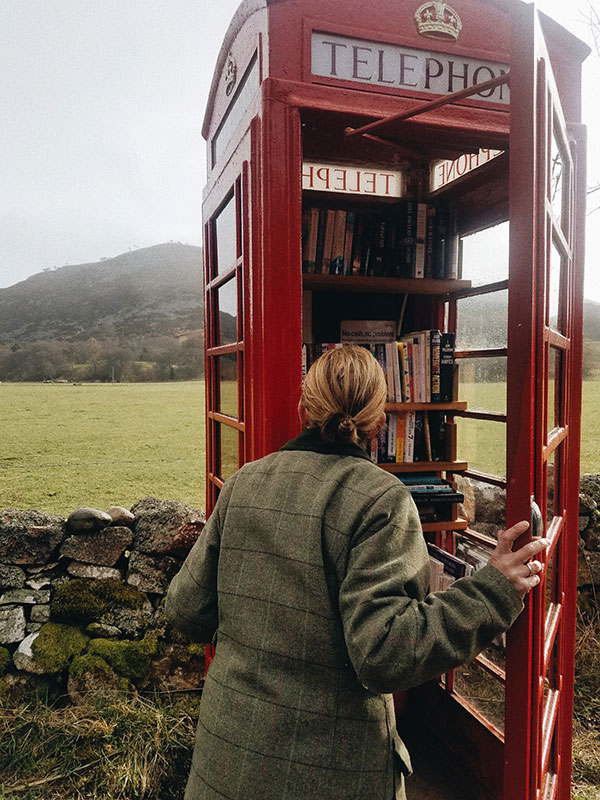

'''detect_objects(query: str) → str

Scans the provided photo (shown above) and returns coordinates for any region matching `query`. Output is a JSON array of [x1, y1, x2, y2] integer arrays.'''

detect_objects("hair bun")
[[337, 415, 356, 441]]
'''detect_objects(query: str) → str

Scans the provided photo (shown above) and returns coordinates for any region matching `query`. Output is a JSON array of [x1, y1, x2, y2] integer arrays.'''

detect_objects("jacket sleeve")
[[165, 478, 233, 643], [338, 484, 524, 694]]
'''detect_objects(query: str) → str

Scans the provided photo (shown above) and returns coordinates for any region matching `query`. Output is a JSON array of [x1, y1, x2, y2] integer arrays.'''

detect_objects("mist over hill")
[[0, 244, 209, 382]]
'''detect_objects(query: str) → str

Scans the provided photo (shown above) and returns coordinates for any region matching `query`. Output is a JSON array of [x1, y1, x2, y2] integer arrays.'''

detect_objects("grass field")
[[0, 382, 206, 515], [1, 380, 600, 515]]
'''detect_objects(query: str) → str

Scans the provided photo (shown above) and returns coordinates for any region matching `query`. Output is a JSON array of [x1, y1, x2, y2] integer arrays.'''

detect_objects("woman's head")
[[300, 345, 387, 446]]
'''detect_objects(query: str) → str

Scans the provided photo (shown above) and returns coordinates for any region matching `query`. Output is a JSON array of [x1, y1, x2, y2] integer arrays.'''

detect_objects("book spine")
[[414, 202, 427, 279], [330, 209, 347, 275], [440, 332, 455, 402], [351, 213, 364, 275], [384, 342, 396, 402], [303, 207, 320, 273], [430, 329, 441, 402], [343, 211, 355, 275], [433, 204, 447, 280], [395, 412, 406, 462], [322, 209, 336, 275], [424, 205, 436, 279], [403, 200, 415, 278], [404, 411, 415, 462], [446, 207, 459, 279], [387, 412, 397, 461], [313, 208, 327, 274]]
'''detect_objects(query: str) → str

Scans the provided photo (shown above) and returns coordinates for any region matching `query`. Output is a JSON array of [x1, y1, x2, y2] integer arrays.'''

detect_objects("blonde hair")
[[301, 345, 387, 446]]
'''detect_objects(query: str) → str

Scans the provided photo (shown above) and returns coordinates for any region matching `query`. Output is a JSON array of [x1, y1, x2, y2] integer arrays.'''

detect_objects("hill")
[[0, 244, 211, 382], [0, 243, 204, 342]]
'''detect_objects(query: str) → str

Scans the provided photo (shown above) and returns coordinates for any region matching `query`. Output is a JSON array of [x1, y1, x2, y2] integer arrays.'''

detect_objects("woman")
[[166, 345, 547, 800]]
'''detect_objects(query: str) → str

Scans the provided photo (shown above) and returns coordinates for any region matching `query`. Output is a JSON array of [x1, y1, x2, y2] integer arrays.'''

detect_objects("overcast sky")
[[2, 0, 600, 299]]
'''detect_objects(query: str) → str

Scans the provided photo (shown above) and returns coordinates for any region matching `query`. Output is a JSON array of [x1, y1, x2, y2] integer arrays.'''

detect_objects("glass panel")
[[217, 422, 240, 481], [453, 660, 505, 732], [547, 445, 562, 520], [214, 194, 238, 276], [217, 354, 239, 418], [456, 290, 508, 350], [456, 417, 506, 479], [216, 277, 239, 345], [460, 222, 509, 287], [550, 130, 565, 232], [547, 347, 563, 436], [548, 239, 563, 332], [458, 357, 506, 414], [455, 476, 505, 540]]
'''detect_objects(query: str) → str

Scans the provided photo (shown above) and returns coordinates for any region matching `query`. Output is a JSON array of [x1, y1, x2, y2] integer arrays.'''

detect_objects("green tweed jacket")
[[165, 429, 523, 800]]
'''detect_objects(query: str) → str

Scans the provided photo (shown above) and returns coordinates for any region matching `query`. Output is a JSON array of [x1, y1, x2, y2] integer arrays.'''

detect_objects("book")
[[343, 211, 355, 275], [321, 209, 336, 274], [440, 332, 456, 402], [404, 411, 416, 462], [414, 202, 427, 278], [395, 412, 406, 462], [427, 543, 472, 580], [330, 209, 347, 274], [424, 205, 436, 279], [430, 330, 441, 402], [340, 320, 396, 343], [302, 207, 319, 273]]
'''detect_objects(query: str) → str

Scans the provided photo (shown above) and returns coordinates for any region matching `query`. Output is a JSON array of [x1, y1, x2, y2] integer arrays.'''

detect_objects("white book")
[[404, 411, 415, 462]]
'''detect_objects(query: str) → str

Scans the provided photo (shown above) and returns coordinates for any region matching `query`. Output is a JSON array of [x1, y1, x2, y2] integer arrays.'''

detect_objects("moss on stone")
[[87, 632, 158, 684], [68, 653, 132, 694], [0, 647, 11, 676], [51, 578, 146, 624], [30, 622, 89, 673]]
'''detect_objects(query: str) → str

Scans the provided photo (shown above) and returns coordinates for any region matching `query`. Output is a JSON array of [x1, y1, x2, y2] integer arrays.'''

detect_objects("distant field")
[[0, 382, 206, 516], [1, 380, 600, 515]]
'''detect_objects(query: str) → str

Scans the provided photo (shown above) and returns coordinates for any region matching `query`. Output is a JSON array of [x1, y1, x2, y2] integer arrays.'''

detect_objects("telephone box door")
[[506, 5, 585, 799]]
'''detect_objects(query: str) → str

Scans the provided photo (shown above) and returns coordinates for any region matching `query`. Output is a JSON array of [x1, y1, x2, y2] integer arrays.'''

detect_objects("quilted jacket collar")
[[280, 427, 372, 462]]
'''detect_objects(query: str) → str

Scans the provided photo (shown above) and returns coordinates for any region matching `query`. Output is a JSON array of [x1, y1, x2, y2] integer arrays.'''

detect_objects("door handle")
[[531, 499, 544, 538]]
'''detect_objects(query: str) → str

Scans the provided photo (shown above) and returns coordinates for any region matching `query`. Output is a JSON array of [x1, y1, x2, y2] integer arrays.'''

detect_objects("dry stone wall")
[[0, 498, 206, 705]]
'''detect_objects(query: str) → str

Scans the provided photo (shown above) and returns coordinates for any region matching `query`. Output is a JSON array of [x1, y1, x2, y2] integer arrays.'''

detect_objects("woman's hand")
[[487, 520, 550, 598]]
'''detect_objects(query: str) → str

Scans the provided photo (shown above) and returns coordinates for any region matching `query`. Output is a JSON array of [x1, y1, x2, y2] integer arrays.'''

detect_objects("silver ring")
[[526, 562, 533, 577]]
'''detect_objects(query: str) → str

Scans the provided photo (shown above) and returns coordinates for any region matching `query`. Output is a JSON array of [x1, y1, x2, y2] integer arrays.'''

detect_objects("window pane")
[[217, 354, 239, 419], [456, 290, 508, 350], [548, 239, 563, 332], [214, 194, 238, 275], [547, 347, 563, 436], [453, 659, 505, 733], [456, 416, 505, 478], [216, 277, 239, 345], [217, 422, 240, 481], [550, 130, 565, 232], [458, 357, 506, 415], [455, 476, 505, 540], [460, 223, 508, 286]]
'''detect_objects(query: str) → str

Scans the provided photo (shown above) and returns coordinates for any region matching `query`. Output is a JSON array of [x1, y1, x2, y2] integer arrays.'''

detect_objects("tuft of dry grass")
[[0, 693, 200, 800]]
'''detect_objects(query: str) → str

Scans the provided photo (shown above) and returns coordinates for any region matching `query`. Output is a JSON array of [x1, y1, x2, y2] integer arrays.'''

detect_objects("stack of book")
[[301, 200, 459, 279], [427, 542, 473, 591], [302, 331, 456, 403], [399, 474, 464, 523]]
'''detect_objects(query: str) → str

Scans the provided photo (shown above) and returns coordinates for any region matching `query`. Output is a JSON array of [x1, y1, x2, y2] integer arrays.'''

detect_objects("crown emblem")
[[224, 54, 237, 97], [415, 2, 462, 41]]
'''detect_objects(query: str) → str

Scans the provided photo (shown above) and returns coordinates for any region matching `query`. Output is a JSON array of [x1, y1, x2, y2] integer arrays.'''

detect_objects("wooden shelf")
[[421, 518, 469, 533], [303, 274, 471, 295], [384, 402, 466, 412], [378, 461, 468, 473]]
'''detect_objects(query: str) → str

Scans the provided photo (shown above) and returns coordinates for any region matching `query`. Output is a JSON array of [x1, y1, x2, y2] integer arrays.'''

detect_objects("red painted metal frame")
[[201, 1, 588, 796]]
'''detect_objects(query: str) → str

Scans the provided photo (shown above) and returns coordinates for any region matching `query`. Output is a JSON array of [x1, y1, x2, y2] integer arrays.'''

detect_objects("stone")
[[60, 526, 133, 566], [0, 510, 65, 565], [579, 516, 590, 533], [0, 589, 51, 606], [13, 623, 88, 674], [581, 527, 600, 551], [149, 643, 206, 692], [0, 565, 26, 590], [68, 653, 135, 705], [579, 493, 598, 514], [25, 577, 52, 590], [66, 508, 112, 534], [67, 563, 122, 581], [580, 474, 600, 500], [0, 605, 26, 643], [27, 562, 59, 574], [106, 506, 135, 527], [86, 622, 121, 638], [27, 622, 42, 633], [131, 497, 205, 557], [13, 632, 46, 673], [30, 604, 51, 624], [101, 602, 154, 638], [126, 551, 182, 594]]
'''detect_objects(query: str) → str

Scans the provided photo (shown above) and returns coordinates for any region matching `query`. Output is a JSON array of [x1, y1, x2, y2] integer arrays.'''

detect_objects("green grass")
[[0, 382, 205, 516], [2, 379, 600, 516]]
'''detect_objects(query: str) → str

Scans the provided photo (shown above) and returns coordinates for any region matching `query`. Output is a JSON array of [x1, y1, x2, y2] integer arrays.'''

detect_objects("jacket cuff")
[[472, 563, 524, 623]]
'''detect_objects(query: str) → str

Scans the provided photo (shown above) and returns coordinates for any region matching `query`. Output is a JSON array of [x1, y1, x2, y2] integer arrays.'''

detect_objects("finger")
[[497, 520, 530, 551], [516, 538, 550, 561], [524, 560, 543, 578]]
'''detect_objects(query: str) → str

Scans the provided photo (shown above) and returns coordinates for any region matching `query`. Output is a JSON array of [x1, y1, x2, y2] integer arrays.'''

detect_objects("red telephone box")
[[201, 1, 588, 798]]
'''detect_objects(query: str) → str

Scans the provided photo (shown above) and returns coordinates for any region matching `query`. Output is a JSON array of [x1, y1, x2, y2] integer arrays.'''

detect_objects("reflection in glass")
[[214, 194, 238, 275], [454, 477, 505, 540], [550, 131, 565, 231], [547, 447, 561, 521], [453, 659, 505, 733], [548, 241, 563, 331], [458, 357, 506, 414], [460, 222, 509, 287], [216, 277, 239, 345], [217, 354, 239, 418], [456, 290, 508, 350], [456, 417, 506, 478], [547, 347, 563, 436], [218, 423, 239, 481]]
